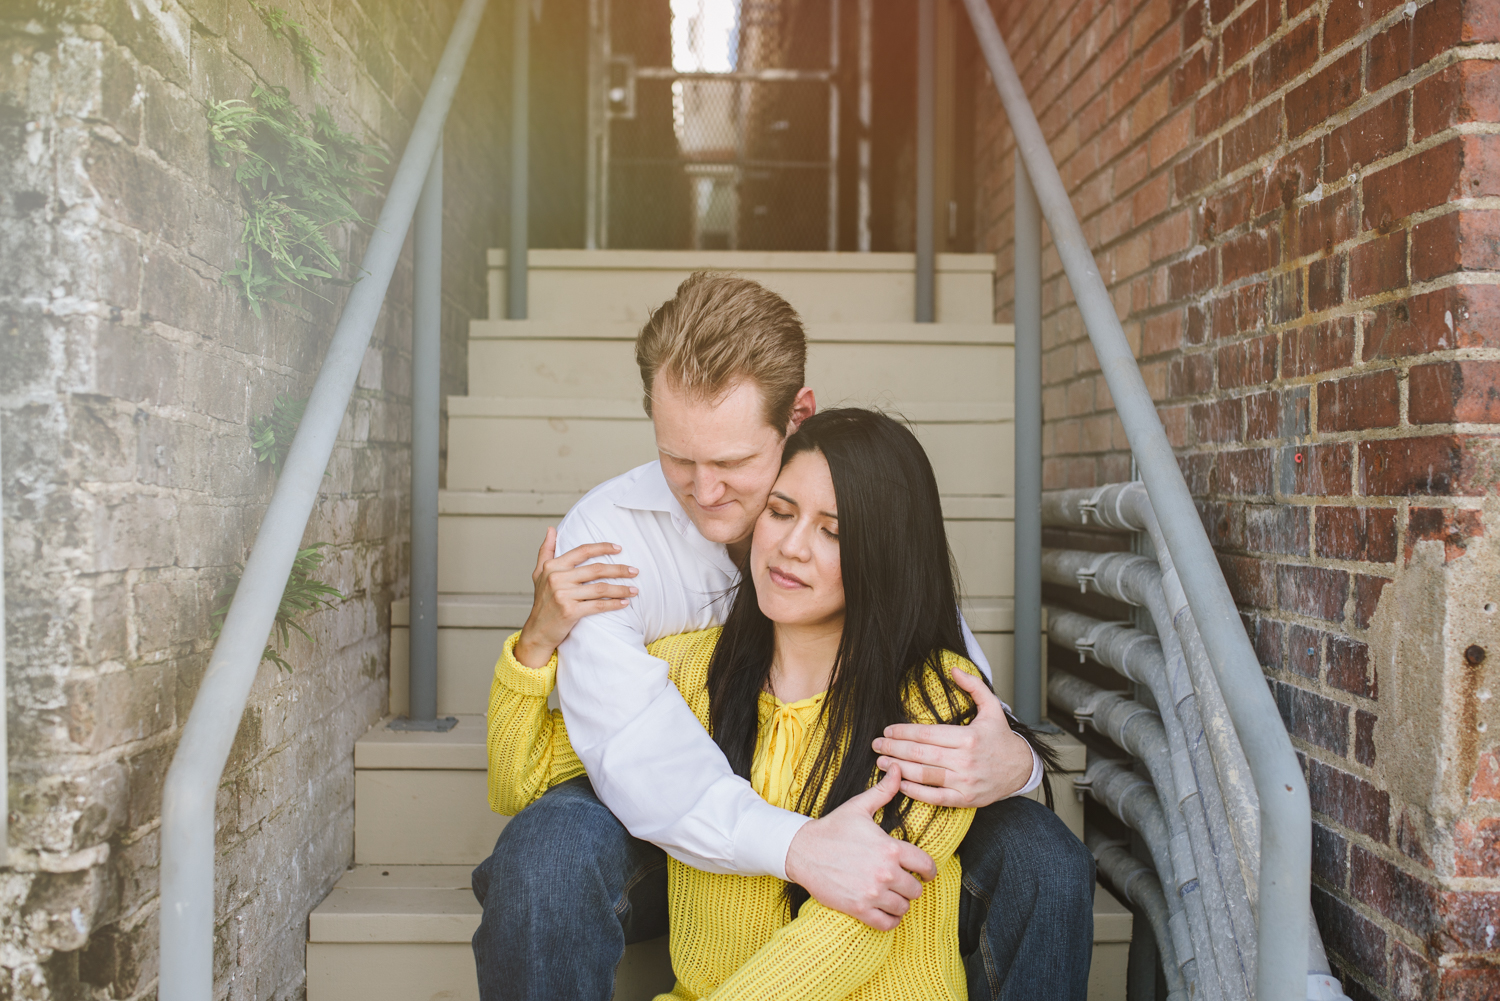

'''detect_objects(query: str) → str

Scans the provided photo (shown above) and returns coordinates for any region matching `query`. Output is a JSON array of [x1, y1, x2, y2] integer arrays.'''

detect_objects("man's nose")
[[695, 469, 727, 505]]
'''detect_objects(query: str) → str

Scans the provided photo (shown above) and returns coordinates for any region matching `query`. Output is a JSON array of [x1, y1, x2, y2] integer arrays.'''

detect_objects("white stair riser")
[[355, 770, 508, 865], [435, 512, 1015, 596], [309, 939, 674, 1001], [468, 338, 1012, 405], [486, 253, 997, 323], [388, 626, 1018, 719], [447, 416, 1013, 496]]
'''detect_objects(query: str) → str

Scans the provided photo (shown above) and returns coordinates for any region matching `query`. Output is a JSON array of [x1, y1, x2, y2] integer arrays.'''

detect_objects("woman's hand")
[[871, 666, 1036, 808], [513, 528, 639, 669]]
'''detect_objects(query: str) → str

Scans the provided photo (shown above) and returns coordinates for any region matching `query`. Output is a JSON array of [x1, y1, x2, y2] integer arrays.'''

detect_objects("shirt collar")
[[615, 462, 739, 576]]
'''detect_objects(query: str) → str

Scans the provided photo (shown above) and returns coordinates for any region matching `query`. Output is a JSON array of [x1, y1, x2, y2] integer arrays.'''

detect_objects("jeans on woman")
[[471, 776, 1095, 1001]]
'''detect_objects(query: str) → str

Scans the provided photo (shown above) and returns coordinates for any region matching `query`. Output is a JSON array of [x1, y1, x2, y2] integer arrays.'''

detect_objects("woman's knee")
[[963, 796, 1095, 898], [486, 781, 657, 902]]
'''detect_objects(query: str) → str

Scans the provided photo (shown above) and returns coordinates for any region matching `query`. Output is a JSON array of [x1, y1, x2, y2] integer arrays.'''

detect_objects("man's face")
[[651, 376, 810, 550]]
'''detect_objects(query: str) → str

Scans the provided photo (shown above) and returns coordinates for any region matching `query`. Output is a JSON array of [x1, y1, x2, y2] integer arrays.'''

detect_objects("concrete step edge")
[[432, 491, 1015, 520], [449, 397, 1015, 422], [485, 248, 997, 272], [469, 319, 1015, 345]]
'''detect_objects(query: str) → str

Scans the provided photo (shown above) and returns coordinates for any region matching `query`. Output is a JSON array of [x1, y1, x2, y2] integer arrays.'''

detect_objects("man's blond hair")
[[636, 271, 807, 430]]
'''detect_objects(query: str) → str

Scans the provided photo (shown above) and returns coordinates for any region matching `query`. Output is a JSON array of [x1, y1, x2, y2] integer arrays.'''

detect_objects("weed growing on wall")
[[208, 85, 387, 315], [251, 393, 308, 473], [212, 544, 345, 672], [250, 2, 324, 80]]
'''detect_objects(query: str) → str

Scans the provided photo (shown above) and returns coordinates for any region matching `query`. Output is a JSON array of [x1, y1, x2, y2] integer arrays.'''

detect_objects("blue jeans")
[[472, 776, 1095, 1001]]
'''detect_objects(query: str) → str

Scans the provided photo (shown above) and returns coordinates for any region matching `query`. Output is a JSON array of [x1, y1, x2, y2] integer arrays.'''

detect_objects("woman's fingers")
[[896, 780, 967, 809], [547, 541, 622, 571]]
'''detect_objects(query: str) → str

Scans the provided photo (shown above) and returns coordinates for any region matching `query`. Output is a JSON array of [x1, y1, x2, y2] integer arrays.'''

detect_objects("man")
[[472, 272, 1095, 1000]]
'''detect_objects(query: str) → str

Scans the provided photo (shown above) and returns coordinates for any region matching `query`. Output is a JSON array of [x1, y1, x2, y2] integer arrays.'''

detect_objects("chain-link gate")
[[586, 0, 840, 251]]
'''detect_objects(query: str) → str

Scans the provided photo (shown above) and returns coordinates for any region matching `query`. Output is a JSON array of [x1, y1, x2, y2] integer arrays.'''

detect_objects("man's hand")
[[513, 528, 639, 669], [872, 666, 1035, 808], [784, 765, 935, 931]]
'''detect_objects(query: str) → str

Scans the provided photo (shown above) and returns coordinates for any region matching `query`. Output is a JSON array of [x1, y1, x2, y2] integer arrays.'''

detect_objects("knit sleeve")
[[485, 630, 587, 816], [700, 658, 979, 1001]]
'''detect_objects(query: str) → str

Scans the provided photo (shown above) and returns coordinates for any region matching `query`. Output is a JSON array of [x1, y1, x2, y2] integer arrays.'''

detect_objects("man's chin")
[[691, 513, 755, 547]]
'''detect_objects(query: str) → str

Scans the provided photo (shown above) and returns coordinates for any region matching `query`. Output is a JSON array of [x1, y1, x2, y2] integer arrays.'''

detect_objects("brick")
[[1325, 0, 1406, 50], [1439, 961, 1500, 1001], [1367, 15, 1416, 92], [1284, 316, 1356, 377], [1296, 187, 1359, 261], [1454, 818, 1500, 877], [1282, 442, 1354, 496], [1312, 885, 1389, 980], [1348, 230, 1407, 300], [1196, 67, 1250, 134], [1406, 506, 1484, 562], [1308, 756, 1391, 842], [1351, 845, 1437, 938], [1414, 59, 1500, 142], [1192, 398, 1242, 443], [1216, 334, 1277, 389], [1362, 138, 1466, 230], [1287, 622, 1322, 677], [1316, 506, 1398, 562], [1277, 681, 1350, 756], [1175, 140, 1220, 197], [1220, 553, 1275, 607], [1392, 943, 1439, 1001], [1354, 710, 1377, 766], [1199, 499, 1247, 549], [1413, 211, 1500, 280], [1365, 285, 1500, 359], [1353, 574, 1391, 628], [1410, 361, 1500, 424], [1223, 102, 1282, 170], [1246, 502, 1310, 555], [1287, 52, 1361, 137], [1326, 95, 1409, 186], [1268, 268, 1304, 323], [1318, 369, 1400, 432], [1247, 387, 1311, 440], [1217, 447, 1276, 495], [1249, 614, 1286, 668], [1306, 253, 1346, 313], [1436, 890, 1500, 954], [1313, 822, 1351, 889], [1252, 16, 1318, 101], [1171, 41, 1211, 106], [1221, 228, 1275, 283], [1168, 248, 1217, 299], [1360, 435, 1463, 496], [1223, 0, 1279, 67], [1278, 563, 1349, 621], [1329, 636, 1377, 698]]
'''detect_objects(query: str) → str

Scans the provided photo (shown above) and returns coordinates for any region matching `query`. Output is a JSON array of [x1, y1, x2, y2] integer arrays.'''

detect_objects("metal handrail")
[[955, 2, 1312, 998], [156, 0, 490, 995]]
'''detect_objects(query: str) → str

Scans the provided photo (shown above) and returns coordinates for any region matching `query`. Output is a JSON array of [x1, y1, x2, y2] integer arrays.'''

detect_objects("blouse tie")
[[751, 690, 826, 809]]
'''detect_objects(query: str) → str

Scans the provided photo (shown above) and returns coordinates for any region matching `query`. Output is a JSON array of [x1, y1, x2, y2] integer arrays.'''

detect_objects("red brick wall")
[[975, 0, 1500, 996]]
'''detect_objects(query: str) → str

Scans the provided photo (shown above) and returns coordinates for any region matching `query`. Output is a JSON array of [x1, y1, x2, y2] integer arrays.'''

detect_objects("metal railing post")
[[956, 2, 1311, 998], [157, 2, 489, 995], [508, 0, 529, 319], [915, 0, 936, 322], [392, 143, 455, 733], [1012, 155, 1042, 725]]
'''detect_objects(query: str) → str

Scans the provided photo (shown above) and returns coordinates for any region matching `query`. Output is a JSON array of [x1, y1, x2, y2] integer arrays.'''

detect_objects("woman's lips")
[[767, 566, 807, 589]]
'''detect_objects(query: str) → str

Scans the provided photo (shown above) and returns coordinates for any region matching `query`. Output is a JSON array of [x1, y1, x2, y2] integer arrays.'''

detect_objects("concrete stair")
[[308, 250, 1130, 1000]]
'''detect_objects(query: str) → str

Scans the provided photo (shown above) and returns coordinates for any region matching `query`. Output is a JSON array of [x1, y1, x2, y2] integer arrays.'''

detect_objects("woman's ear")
[[786, 387, 816, 435]]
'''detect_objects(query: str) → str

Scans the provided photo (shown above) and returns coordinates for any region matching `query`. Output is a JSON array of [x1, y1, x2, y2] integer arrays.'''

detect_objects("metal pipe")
[[157, 2, 490, 996], [826, 0, 840, 251], [915, 0, 935, 322], [508, 0, 529, 319], [1088, 831, 1189, 999], [856, 0, 872, 252], [0, 429, 7, 864], [1013, 154, 1042, 725], [585, 0, 601, 249], [956, 4, 1311, 994], [394, 143, 455, 732]]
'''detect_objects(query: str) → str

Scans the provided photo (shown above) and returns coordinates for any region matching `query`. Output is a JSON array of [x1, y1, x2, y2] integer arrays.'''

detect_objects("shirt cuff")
[[1008, 744, 1045, 798], [731, 801, 813, 880], [496, 630, 559, 700]]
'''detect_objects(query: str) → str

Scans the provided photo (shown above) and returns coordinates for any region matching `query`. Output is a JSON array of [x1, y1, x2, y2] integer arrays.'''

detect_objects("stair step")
[[431, 490, 1014, 597], [468, 320, 1015, 402], [484, 248, 998, 323], [446, 397, 1014, 496], [307, 865, 1125, 1001], [385, 595, 1022, 719]]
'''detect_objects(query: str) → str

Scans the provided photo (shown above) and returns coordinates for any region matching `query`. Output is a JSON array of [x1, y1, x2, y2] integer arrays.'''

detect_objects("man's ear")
[[786, 387, 816, 435]]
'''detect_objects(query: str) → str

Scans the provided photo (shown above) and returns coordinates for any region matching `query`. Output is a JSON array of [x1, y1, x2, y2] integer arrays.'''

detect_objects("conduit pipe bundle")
[[1042, 484, 1348, 1001]]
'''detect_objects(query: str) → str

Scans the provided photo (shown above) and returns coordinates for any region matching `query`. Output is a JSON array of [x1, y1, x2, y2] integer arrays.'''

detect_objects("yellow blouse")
[[485, 627, 977, 1001]]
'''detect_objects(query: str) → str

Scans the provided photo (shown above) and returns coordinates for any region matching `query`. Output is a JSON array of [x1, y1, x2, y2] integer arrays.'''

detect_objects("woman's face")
[[750, 449, 846, 629]]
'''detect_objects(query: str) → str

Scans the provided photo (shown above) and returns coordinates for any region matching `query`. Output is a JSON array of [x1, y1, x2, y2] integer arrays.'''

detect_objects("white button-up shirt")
[[555, 460, 1041, 879]]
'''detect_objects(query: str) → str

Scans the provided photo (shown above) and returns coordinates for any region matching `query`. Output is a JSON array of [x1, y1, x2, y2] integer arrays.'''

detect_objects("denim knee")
[[960, 795, 1095, 901]]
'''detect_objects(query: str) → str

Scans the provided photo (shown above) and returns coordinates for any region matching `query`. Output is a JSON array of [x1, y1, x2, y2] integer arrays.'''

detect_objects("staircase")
[[308, 250, 1128, 1001]]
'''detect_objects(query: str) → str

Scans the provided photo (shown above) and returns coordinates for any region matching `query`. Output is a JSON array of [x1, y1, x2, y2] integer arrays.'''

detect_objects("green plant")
[[251, 2, 324, 80], [250, 393, 307, 473], [212, 543, 345, 672], [208, 85, 386, 315]]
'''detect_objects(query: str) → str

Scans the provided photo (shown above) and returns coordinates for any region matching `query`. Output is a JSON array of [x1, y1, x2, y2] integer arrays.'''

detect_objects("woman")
[[487, 409, 1054, 1001]]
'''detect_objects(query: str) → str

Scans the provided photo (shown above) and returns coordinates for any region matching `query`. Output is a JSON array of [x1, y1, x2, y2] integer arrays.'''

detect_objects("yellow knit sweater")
[[485, 627, 977, 1001]]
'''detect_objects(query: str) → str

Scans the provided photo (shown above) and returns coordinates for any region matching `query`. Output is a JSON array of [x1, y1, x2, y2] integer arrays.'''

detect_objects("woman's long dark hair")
[[707, 409, 1059, 907]]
